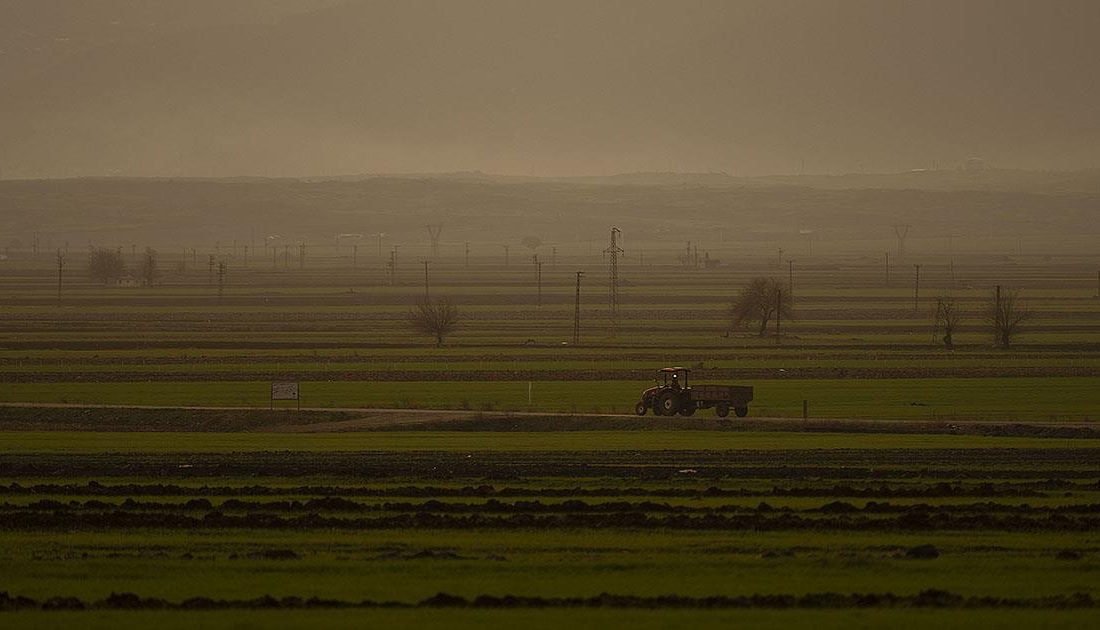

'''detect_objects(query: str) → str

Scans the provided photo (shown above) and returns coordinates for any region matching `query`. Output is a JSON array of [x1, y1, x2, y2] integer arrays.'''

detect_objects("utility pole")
[[534, 257, 543, 308], [388, 248, 396, 286], [885, 252, 890, 287], [573, 271, 584, 345], [788, 259, 794, 294], [56, 249, 64, 305], [465, 241, 470, 268], [298, 242, 305, 269], [504, 245, 510, 267], [208, 254, 215, 285], [352, 244, 358, 268], [913, 264, 921, 311], [422, 260, 430, 300], [775, 288, 782, 345], [217, 261, 227, 298]]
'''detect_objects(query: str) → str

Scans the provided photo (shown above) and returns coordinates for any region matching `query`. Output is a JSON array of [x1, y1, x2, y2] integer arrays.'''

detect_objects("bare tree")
[[407, 297, 461, 346], [934, 296, 962, 349], [139, 247, 160, 287], [985, 286, 1029, 349], [521, 235, 543, 251], [87, 247, 125, 284], [727, 277, 793, 337]]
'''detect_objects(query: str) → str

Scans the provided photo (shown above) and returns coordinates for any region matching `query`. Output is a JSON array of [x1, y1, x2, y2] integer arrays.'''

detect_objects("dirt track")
[[2, 402, 1099, 437]]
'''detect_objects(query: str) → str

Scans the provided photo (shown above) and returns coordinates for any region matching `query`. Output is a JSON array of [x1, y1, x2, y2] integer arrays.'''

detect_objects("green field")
[[1, 250, 1098, 627], [2, 430, 1099, 628], [2, 430, 1096, 453]]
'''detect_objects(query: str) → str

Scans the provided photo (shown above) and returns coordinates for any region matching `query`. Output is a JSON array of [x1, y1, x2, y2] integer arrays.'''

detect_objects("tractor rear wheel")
[[635, 401, 647, 416], [657, 391, 680, 416], [715, 402, 730, 418], [735, 406, 749, 418]]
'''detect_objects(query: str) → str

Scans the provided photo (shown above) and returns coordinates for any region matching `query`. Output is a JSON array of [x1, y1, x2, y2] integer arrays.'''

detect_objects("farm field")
[[1, 425, 1098, 628], [1, 248, 1097, 627], [0, 249, 1098, 420]]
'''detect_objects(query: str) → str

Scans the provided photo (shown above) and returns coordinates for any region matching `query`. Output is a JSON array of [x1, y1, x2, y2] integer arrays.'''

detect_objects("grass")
[[9, 429, 1100, 452], [2, 376, 1096, 420], [3, 430, 1097, 453], [6, 609, 1097, 630], [2, 528, 1097, 602]]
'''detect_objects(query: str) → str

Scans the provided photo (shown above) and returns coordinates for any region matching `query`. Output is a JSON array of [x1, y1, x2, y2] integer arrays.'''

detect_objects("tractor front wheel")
[[635, 401, 647, 416], [678, 405, 696, 417]]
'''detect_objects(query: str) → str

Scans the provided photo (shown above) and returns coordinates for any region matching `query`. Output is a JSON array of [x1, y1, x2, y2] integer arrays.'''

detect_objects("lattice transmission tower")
[[425, 225, 443, 260], [604, 227, 623, 336]]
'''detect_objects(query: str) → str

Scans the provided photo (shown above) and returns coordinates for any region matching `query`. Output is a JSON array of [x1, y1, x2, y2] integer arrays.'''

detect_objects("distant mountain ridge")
[[1, 173, 1096, 254]]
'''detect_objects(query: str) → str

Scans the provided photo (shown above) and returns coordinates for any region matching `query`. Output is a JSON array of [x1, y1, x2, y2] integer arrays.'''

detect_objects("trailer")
[[635, 367, 753, 418]]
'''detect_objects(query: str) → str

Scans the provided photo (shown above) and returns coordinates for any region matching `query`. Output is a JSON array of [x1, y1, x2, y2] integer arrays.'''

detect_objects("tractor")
[[635, 367, 752, 418]]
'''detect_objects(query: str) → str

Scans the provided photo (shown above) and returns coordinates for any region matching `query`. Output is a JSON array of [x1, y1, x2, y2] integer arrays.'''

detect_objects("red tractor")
[[635, 367, 753, 418]]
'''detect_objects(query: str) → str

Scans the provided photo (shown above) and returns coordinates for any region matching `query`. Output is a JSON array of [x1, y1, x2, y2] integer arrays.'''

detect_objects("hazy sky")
[[1, 0, 1098, 178]]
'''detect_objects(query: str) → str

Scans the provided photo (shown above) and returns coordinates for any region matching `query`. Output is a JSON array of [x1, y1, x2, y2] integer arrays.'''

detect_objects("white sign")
[[271, 382, 300, 401]]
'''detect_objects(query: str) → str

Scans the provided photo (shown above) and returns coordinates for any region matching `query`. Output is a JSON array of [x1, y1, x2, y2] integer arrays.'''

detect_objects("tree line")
[[76, 249, 1033, 349], [726, 276, 1029, 349]]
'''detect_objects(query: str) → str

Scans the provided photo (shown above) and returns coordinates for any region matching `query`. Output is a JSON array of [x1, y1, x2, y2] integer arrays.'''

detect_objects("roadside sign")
[[271, 382, 300, 410]]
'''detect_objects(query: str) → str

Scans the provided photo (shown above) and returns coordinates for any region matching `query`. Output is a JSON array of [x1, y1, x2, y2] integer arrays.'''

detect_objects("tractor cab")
[[655, 367, 689, 391]]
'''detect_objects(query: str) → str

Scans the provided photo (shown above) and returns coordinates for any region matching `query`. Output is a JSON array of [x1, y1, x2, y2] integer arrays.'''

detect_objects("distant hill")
[[1, 174, 1097, 255]]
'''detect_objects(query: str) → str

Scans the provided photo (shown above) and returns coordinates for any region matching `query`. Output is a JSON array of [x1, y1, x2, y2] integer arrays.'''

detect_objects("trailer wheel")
[[735, 406, 749, 418], [657, 391, 680, 416], [634, 401, 647, 416], [678, 405, 696, 417], [715, 402, 730, 418]]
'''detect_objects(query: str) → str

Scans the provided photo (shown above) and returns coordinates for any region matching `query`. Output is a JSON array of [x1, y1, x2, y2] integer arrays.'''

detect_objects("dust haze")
[[2, 0, 1100, 179]]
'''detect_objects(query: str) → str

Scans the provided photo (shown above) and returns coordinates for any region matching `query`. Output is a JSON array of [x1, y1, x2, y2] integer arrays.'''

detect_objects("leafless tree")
[[521, 235, 543, 251], [934, 296, 962, 349], [407, 297, 461, 346], [87, 247, 125, 284], [139, 247, 160, 287], [727, 276, 794, 337], [985, 286, 1030, 349]]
